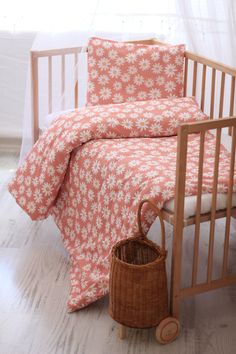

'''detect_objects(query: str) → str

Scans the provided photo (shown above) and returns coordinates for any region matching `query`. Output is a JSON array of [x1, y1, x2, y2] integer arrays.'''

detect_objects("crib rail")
[[31, 38, 236, 143], [171, 117, 236, 317], [184, 52, 236, 122], [31, 47, 83, 143]]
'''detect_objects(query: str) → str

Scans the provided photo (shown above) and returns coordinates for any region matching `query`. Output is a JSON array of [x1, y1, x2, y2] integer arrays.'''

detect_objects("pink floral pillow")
[[87, 37, 185, 106]]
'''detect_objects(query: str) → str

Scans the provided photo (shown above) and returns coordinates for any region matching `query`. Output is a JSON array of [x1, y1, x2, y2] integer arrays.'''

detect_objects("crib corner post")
[[170, 124, 189, 320]]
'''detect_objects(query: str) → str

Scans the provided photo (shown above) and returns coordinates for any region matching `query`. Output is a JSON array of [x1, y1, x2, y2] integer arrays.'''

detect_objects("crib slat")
[[183, 57, 188, 97], [31, 53, 39, 143], [74, 53, 78, 108], [210, 68, 216, 119], [219, 72, 225, 118], [192, 61, 198, 97], [61, 54, 65, 110], [228, 76, 235, 135], [48, 56, 52, 114], [201, 65, 206, 111], [222, 126, 236, 277], [207, 128, 222, 283], [192, 131, 205, 286], [230, 76, 235, 116]]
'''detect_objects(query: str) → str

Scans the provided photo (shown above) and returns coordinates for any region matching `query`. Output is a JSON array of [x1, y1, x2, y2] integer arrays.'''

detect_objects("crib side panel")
[[171, 117, 236, 318]]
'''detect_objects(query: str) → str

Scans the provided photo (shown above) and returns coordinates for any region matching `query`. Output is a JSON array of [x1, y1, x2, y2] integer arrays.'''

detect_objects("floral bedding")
[[8, 97, 234, 311]]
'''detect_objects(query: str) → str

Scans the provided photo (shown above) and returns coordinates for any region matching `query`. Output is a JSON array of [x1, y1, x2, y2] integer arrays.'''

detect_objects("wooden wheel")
[[156, 317, 180, 344]]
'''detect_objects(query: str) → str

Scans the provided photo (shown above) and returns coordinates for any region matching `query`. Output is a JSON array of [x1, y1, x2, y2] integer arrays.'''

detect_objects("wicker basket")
[[109, 199, 169, 329]]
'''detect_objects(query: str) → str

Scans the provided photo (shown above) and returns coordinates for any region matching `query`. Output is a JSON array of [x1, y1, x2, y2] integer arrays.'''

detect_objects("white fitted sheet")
[[163, 193, 236, 219]]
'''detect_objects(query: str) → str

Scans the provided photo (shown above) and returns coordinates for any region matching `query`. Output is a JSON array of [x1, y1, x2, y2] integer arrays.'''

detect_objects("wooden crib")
[[30, 38, 236, 335]]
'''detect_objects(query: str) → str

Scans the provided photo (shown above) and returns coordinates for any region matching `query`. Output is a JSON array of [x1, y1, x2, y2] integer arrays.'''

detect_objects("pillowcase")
[[87, 37, 185, 106]]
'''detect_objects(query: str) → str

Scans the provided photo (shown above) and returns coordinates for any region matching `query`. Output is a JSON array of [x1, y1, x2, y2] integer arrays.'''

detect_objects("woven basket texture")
[[109, 200, 169, 329]]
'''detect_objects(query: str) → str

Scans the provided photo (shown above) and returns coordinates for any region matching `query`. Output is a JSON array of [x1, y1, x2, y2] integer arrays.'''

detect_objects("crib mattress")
[[163, 193, 236, 219]]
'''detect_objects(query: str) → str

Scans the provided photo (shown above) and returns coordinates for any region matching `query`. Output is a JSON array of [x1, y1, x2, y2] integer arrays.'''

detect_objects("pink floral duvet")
[[8, 97, 234, 311]]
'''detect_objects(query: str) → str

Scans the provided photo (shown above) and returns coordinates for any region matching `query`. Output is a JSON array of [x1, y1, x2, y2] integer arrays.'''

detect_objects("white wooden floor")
[[0, 152, 236, 354]]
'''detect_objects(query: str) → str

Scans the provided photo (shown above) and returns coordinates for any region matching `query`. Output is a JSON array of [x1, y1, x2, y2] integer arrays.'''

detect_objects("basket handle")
[[137, 199, 166, 251]]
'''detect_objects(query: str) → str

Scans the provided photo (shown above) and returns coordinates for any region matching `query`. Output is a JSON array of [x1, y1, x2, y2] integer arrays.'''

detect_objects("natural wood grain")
[[192, 61, 198, 97], [210, 68, 216, 119], [201, 65, 206, 111], [207, 128, 222, 283], [192, 131, 205, 286], [48, 56, 52, 114], [183, 57, 188, 97], [74, 53, 78, 108]]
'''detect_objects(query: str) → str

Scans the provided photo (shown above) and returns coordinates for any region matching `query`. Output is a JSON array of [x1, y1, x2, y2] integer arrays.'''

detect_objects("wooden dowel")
[[171, 125, 188, 317], [31, 53, 39, 143], [201, 65, 206, 111], [48, 56, 52, 114], [74, 53, 78, 108], [219, 72, 225, 118], [61, 54, 65, 110], [228, 76, 235, 135], [184, 57, 188, 97], [210, 68, 216, 119], [192, 61, 198, 97], [192, 131, 205, 286], [229, 76, 235, 116], [222, 126, 236, 277], [207, 128, 222, 283]]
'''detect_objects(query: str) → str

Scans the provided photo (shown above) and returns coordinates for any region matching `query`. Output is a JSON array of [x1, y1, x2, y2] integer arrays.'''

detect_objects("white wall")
[[0, 31, 35, 141]]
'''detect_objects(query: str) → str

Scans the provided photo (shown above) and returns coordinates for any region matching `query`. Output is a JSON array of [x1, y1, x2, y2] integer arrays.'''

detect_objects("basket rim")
[[111, 235, 167, 269]]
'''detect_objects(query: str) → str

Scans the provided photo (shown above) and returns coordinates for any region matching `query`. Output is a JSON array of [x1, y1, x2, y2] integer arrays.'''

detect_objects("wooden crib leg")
[[170, 125, 188, 320], [118, 324, 126, 339], [171, 296, 180, 319]]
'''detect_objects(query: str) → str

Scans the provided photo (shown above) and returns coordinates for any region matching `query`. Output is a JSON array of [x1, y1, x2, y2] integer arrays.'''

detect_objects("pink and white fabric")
[[8, 97, 234, 311], [87, 37, 185, 106]]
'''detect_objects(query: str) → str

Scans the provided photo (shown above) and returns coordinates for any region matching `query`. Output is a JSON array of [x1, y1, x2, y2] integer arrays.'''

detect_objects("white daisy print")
[[90, 69, 98, 79], [96, 47, 104, 56], [126, 85, 135, 94], [134, 75, 144, 86], [139, 59, 150, 71], [156, 76, 165, 86], [98, 58, 110, 71], [113, 81, 122, 91], [151, 51, 160, 61], [164, 64, 177, 77], [100, 87, 112, 100], [137, 91, 147, 100], [152, 63, 163, 74], [145, 78, 154, 88], [88, 82, 95, 93], [109, 66, 121, 78], [163, 53, 170, 63], [115, 57, 125, 66], [108, 49, 118, 59], [135, 118, 148, 130], [113, 94, 124, 103], [121, 73, 130, 83], [98, 75, 109, 86], [165, 81, 176, 93], [126, 52, 137, 63], [127, 66, 137, 75], [148, 88, 161, 100]]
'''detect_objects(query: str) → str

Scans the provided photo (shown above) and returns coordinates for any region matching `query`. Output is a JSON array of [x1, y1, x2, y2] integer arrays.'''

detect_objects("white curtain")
[[2, 0, 234, 162]]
